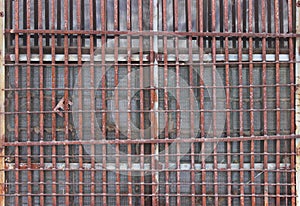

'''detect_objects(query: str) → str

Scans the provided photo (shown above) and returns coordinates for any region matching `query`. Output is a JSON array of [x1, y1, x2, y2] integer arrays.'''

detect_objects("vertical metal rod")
[[26, 1, 32, 205], [197, 0, 206, 205], [63, 0, 70, 204], [288, 0, 296, 205], [0, 0, 5, 205], [126, 0, 133, 205], [50, 0, 57, 205], [211, 0, 218, 205], [236, 1, 244, 205], [295, 1, 300, 205], [162, 0, 169, 205], [186, 0, 195, 205], [274, 1, 281, 205], [100, 0, 107, 204], [223, 0, 231, 205], [14, 15, 20, 205], [173, 1, 181, 205], [261, 1, 269, 205], [113, 0, 121, 205], [89, 0, 96, 204], [138, 0, 145, 204], [38, 0, 44, 204], [151, 0, 159, 204], [248, 0, 255, 205], [76, 1, 84, 205]]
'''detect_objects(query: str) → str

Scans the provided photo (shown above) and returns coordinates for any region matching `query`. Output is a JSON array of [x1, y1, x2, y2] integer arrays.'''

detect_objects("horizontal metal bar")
[[1, 193, 296, 198], [2, 134, 298, 146], [6, 29, 300, 38], [3, 108, 295, 116], [3, 85, 296, 91], [8, 53, 291, 62], [5, 162, 292, 171]]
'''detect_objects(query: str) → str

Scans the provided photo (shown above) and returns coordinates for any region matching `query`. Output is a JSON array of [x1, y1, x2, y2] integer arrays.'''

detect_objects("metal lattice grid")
[[1, 0, 298, 205]]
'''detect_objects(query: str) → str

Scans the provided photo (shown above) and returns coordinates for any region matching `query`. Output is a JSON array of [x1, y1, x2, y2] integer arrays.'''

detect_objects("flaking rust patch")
[[54, 97, 73, 117]]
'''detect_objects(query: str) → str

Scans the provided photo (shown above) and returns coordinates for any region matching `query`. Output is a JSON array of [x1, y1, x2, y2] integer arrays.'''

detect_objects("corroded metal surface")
[[2, 0, 298, 205]]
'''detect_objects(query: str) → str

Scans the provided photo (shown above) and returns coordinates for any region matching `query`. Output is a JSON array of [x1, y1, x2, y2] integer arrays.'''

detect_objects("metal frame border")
[[296, 0, 300, 205], [0, 0, 5, 205]]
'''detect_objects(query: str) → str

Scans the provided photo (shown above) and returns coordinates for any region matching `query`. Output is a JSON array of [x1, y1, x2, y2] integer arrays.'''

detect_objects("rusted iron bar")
[[113, 0, 121, 204], [6, 29, 300, 38], [173, 0, 181, 205], [38, 0, 44, 204], [295, 1, 300, 205], [7, 53, 294, 63], [288, 0, 296, 205], [274, 0, 281, 205], [197, 0, 206, 204], [162, 0, 170, 205], [224, 0, 232, 205], [260, 1, 269, 205], [126, 0, 133, 205], [50, 0, 57, 204], [148, 0, 159, 205], [3, 162, 293, 172], [211, 0, 218, 204], [100, 0, 108, 204], [138, 0, 146, 204], [89, 0, 96, 205], [25, 1, 32, 205], [237, 1, 245, 205], [63, 0, 70, 204], [2, 134, 298, 146], [187, 0, 195, 205], [2, 83, 297, 91], [248, 0, 255, 205], [0, 0, 4, 205]]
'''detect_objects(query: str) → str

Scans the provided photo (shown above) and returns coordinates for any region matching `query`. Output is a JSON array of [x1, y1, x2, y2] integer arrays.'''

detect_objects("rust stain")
[[53, 97, 73, 117]]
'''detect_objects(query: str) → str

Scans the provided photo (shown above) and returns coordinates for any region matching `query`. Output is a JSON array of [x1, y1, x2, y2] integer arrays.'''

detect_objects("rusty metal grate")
[[0, 0, 298, 205]]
